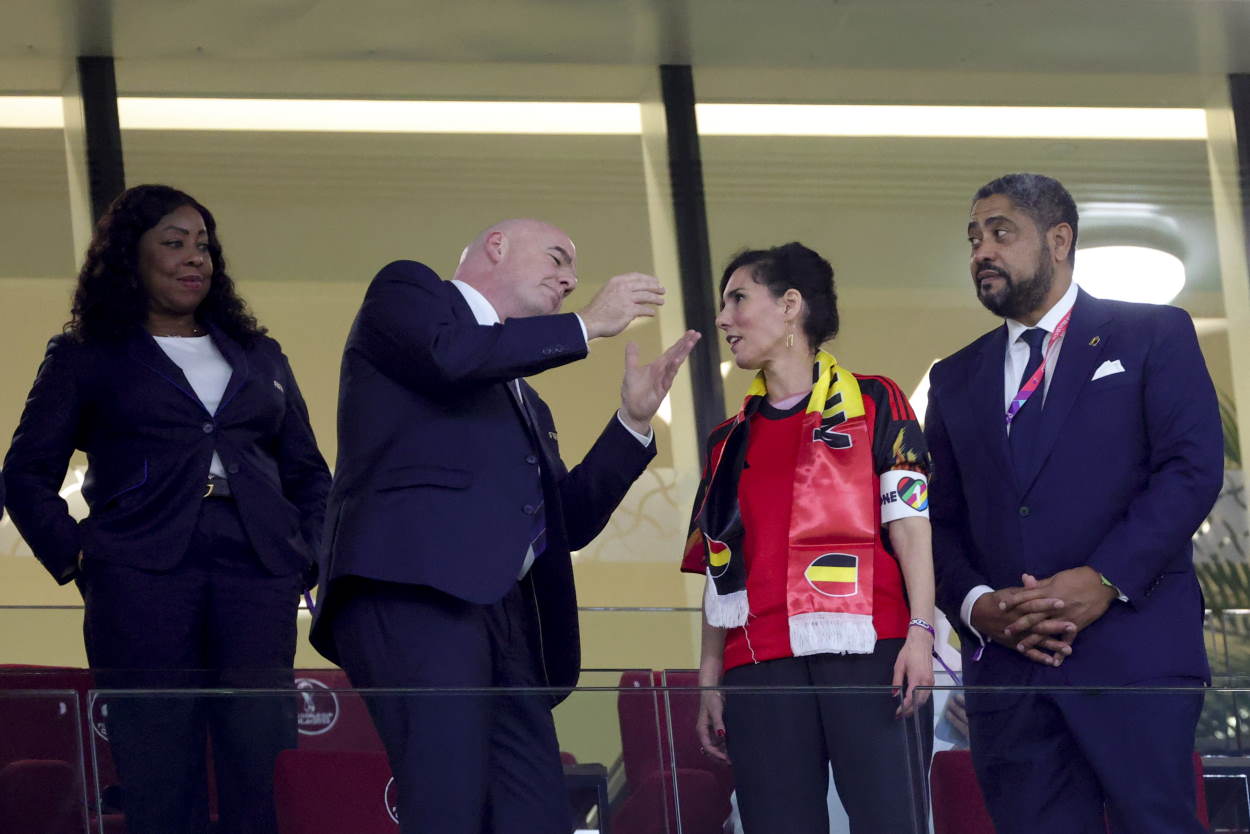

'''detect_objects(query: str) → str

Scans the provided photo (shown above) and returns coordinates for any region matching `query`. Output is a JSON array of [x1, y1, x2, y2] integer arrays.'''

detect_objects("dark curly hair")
[[719, 242, 839, 350], [66, 184, 266, 344]]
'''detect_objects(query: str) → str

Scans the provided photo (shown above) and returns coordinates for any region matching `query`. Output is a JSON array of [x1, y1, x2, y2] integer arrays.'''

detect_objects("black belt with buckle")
[[204, 476, 233, 499]]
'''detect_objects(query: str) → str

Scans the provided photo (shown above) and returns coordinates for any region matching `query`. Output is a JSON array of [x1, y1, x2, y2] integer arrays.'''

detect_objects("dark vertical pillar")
[[76, 56, 126, 224], [1230, 74, 1250, 276], [659, 65, 725, 457]]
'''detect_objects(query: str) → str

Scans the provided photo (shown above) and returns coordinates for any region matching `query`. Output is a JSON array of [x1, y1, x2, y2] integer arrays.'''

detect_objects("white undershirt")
[[1001, 280, 1078, 415], [154, 335, 231, 478]]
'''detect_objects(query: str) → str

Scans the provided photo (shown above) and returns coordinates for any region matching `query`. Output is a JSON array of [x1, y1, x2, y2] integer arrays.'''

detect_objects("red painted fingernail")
[[716, 729, 725, 738]]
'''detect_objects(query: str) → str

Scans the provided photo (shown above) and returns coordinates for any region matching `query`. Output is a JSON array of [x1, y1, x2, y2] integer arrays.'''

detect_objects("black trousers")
[[331, 577, 570, 834], [81, 498, 302, 834], [722, 640, 933, 834]]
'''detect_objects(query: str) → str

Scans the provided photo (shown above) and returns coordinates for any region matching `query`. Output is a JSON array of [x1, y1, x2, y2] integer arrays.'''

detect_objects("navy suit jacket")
[[310, 260, 656, 689], [926, 289, 1222, 698], [4, 324, 331, 583]]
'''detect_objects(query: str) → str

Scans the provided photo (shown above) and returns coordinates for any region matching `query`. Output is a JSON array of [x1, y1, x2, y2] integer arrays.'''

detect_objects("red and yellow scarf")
[[683, 351, 878, 655]]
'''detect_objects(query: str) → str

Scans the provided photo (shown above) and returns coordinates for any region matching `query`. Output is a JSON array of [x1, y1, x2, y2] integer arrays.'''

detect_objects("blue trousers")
[[969, 680, 1206, 834]]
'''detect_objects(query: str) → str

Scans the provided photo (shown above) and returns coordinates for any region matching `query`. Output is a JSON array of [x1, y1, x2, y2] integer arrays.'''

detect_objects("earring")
[[786, 328, 795, 349]]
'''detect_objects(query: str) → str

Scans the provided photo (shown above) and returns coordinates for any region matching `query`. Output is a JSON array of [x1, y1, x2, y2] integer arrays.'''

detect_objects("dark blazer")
[[926, 289, 1222, 695], [3, 323, 331, 584], [310, 260, 655, 688]]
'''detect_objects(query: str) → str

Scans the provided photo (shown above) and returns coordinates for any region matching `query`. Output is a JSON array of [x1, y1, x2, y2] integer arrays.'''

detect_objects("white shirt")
[[1001, 280, 1078, 418], [153, 335, 231, 478], [961, 281, 1079, 641], [450, 280, 653, 577]]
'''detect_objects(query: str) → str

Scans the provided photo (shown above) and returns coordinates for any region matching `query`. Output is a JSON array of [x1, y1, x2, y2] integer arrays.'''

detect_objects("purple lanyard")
[[933, 651, 963, 686], [1004, 310, 1072, 427]]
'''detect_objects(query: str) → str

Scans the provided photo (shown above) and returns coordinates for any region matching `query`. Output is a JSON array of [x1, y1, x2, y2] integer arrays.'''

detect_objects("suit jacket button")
[[526, 455, 538, 465], [227, 464, 240, 475], [202, 422, 215, 434], [1018, 506, 1030, 517], [523, 504, 536, 515]]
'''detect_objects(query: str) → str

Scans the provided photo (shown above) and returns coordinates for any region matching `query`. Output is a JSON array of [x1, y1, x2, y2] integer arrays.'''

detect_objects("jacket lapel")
[[447, 279, 543, 446], [125, 327, 204, 409], [968, 325, 1016, 492], [207, 323, 249, 415], [1018, 289, 1111, 494]]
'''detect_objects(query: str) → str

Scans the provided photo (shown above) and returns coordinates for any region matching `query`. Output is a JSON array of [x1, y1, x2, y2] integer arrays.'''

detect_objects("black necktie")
[[1009, 327, 1048, 485]]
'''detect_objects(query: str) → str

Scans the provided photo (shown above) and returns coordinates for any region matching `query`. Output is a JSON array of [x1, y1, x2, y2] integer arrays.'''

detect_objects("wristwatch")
[[1099, 572, 1127, 602]]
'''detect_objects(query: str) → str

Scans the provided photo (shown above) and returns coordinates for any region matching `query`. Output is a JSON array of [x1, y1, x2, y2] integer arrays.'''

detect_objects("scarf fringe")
[[789, 612, 876, 656], [704, 575, 749, 628]]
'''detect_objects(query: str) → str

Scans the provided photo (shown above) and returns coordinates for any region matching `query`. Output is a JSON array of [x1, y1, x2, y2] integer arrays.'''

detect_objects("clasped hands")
[[970, 566, 1117, 667]]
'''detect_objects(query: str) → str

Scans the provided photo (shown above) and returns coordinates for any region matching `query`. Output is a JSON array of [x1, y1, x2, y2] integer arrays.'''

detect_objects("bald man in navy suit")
[[311, 219, 699, 834]]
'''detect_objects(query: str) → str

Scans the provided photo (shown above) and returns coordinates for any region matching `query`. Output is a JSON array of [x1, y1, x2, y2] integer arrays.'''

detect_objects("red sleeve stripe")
[[857, 374, 912, 420]]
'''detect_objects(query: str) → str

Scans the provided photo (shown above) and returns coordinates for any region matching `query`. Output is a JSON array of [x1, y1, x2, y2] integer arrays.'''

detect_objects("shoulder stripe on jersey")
[[889, 379, 914, 420], [857, 374, 910, 420], [854, 374, 898, 419]]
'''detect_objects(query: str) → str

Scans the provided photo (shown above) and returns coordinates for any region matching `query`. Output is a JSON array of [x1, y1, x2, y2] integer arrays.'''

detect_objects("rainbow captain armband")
[[879, 469, 929, 522]]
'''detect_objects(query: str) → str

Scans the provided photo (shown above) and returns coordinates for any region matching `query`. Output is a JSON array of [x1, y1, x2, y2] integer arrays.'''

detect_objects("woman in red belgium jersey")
[[681, 242, 936, 833]]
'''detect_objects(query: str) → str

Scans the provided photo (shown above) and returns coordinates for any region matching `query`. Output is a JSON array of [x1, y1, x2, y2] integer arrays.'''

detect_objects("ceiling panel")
[[3, 0, 1250, 78]]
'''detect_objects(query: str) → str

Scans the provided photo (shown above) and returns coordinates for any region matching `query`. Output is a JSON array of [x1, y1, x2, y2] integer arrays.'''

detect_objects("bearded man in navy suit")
[[926, 173, 1221, 833], [311, 218, 699, 834]]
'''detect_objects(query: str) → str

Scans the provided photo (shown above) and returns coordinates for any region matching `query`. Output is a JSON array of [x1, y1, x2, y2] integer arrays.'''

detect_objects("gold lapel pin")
[[1089, 336, 1100, 347]]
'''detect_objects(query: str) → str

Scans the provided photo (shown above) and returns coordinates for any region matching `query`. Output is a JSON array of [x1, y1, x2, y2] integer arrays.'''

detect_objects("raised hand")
[[618, 330, 701, 435], [578, 272, 666, 339]]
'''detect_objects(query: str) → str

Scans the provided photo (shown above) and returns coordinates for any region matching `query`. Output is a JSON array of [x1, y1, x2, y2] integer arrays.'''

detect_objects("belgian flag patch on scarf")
[[804, 553, 859, 597]]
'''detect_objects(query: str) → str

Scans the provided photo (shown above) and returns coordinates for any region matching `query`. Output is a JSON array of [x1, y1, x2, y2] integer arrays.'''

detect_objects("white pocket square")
[[1092, 359, 1125, 381]]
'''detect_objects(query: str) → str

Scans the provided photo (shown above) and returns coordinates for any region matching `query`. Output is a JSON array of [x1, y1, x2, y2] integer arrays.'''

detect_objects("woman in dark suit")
[[4, 184, 331, 834]]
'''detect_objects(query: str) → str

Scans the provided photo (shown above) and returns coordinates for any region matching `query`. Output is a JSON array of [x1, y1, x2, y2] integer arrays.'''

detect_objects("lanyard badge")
[[1004, 309, 1072, 427]]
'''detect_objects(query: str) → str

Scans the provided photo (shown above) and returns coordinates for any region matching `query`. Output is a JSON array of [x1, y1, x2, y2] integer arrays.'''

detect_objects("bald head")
[[453, 218, 579, 320]]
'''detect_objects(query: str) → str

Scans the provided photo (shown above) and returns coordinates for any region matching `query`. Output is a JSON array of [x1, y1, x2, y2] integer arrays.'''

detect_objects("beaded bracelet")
[[908, 617, 936, 637], [909, 618, 964, 685]]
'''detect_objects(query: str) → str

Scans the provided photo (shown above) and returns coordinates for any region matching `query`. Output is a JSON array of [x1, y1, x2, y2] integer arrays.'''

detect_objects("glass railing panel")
[[86, 681, 669, 834], [0, 679, 88, 833], [661, 680, 930, 834], [924, 684, 1242, 833], [1206, 610, 1250, 679], [17, 677, 1250, 831]]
